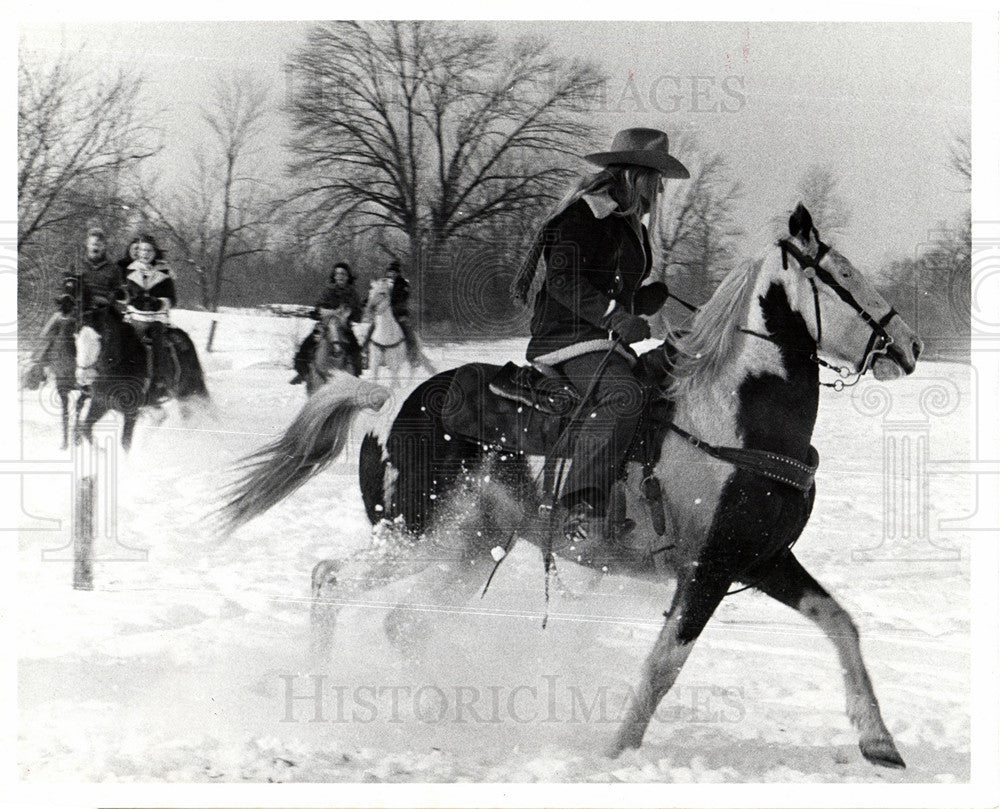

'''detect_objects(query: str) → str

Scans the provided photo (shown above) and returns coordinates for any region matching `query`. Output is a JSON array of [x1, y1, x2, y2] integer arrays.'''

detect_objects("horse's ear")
[[788, 203, 814, 242]]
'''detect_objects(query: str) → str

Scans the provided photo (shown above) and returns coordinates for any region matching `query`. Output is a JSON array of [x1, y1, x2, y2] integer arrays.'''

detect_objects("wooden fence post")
[[73, 475, 95, 590], [206, 319, 218, 352]]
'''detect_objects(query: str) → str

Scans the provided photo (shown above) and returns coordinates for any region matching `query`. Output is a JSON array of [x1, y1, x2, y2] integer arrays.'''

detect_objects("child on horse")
[[291, 262, 365, 382], [511, 127, 689, 540]]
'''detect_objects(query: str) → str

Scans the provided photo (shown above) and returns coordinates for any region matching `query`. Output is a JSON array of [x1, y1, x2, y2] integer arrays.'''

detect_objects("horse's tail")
[[168, 327, 210, 399], [218, 373, 391, 531]]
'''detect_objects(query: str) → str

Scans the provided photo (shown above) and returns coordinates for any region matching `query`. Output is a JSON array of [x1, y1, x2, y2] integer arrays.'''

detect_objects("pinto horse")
[[74, 304, 209, 449], [362, 277, 435, 385], [221, 205, 922, 768]]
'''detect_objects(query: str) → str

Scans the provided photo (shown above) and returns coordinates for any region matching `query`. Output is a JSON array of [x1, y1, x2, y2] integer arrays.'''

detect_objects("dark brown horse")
[[74, 304, 209, 449]]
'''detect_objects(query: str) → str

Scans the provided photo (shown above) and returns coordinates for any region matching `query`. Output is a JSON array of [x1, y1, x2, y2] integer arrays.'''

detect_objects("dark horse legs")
[[753, 552, 905, 768], [76, 395, 138, 452]]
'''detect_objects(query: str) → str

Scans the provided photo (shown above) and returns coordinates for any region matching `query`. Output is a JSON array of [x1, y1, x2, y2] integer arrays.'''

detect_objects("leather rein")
[[656, 235, 897, 499]]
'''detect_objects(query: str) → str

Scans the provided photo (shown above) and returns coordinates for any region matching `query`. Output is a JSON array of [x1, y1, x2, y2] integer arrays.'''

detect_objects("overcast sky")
[[19, 20, 970, 271]]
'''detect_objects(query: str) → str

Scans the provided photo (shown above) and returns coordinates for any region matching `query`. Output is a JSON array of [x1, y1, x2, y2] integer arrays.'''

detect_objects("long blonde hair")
[[510, 164, 663, 305]]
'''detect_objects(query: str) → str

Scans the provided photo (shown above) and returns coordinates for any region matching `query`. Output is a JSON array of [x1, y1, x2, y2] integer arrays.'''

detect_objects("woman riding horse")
[[221, 201, 922, 768], [123, 234, 177, 401], [510, 127, 689, 541], [291, 262, 364, 383]]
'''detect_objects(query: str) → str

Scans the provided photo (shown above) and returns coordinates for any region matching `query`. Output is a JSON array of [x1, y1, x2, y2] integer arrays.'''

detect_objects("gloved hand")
[[134, 294, 162, 312], [56, 294, 75, 315], [633, 281, 670, 315], [606, 309, 651, 343]]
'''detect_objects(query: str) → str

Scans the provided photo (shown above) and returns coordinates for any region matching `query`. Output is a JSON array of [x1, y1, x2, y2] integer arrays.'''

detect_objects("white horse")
[[362, 277, 434, 385]]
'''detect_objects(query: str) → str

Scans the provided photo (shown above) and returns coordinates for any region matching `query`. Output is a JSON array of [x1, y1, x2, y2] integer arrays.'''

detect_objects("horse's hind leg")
[[309, 534, 454, 663], [382, 548, 491, 659], [610, 556, 732, 756], [309, 559, 343, 660], [754, 552, 905, 768]]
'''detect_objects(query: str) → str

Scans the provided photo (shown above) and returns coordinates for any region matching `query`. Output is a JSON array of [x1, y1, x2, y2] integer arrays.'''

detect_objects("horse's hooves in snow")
[[310, 559, 340, 598], [859, 737, 906, 769]]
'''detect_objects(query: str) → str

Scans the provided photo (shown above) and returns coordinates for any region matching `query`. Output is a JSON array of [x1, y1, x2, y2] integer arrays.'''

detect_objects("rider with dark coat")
[[511, 127, 689, 540], [69, 227, 126, 310], [291, 262, 364, 382], [123, 234, 177, 399], [30, 228, 123, 372], [384, 260, 424, 365]]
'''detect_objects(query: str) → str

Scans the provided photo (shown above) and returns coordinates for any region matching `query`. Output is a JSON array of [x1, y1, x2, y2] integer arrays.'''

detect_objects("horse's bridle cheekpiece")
[[776, 234, 897, 391]]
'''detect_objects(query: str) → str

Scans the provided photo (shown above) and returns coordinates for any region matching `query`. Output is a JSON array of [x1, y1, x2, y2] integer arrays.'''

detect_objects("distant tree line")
[[17, 23, 969, 356]]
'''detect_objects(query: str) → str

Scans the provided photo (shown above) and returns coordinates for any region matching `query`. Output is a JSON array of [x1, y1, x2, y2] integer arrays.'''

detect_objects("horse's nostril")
[[913, 340, 922, 361]]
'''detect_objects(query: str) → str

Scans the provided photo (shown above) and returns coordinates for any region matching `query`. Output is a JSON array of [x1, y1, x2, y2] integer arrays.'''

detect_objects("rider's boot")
[[604, 479, 636, 544], [560, 481, 635, 545]]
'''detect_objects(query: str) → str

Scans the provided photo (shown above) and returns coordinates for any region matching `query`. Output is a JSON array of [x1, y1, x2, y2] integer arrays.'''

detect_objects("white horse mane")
[[666, 256, 765, 399]]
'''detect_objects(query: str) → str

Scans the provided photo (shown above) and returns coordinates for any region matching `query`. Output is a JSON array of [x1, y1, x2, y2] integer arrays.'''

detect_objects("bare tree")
[[656, 147, 744, 312], [18, 47, 159, 249], [948, 130, 971, 188], [284, 20, 606, 307], [138, 73, 273, 310], [788, 164, 851, 237]]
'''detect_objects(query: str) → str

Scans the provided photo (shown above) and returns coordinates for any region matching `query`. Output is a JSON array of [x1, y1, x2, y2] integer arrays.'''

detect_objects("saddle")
[[441, 347, 677, 464], [487, 362, 581, 417]]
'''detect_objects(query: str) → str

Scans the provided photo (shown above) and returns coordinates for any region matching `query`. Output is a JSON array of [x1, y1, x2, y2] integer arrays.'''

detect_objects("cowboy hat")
[[585, 128, 690, 178]]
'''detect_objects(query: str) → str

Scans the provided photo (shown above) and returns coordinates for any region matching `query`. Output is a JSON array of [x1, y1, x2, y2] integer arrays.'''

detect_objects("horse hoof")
[[860, 737, 906, 769], [311, 559, 340, 599]]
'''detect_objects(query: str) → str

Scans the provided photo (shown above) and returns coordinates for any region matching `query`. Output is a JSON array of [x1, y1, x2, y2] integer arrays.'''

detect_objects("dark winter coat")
[[526, 192, 662, 361], [389, 276, 410, 319], [69, 254, 125, 307], [124, 261, 177, 310], [316, 282, 363, 322]]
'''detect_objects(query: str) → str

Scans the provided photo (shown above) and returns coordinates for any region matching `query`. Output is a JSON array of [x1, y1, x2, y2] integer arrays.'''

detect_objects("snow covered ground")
[[16, 308, 973, 783]]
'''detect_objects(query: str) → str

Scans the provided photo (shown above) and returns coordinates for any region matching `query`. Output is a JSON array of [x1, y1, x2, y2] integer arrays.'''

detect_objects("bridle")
[[742, 234, 898, 391]]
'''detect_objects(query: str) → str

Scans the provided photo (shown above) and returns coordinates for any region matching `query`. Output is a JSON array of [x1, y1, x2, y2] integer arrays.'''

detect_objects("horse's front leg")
[[58, 390, 70, 450], [754, 552, 905, 768], [610, 555, 732, 756], [120, 409, 138, 451], [75, 394, 106, 446]]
